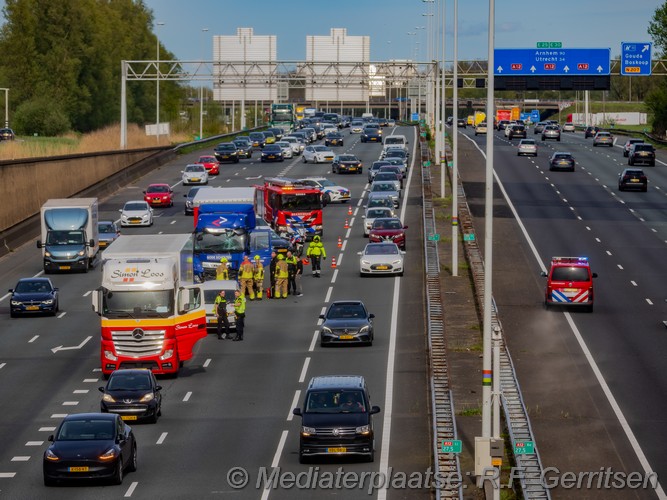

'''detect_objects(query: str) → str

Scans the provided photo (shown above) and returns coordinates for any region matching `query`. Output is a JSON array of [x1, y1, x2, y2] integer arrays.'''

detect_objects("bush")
[[13, 97, 71, 136]]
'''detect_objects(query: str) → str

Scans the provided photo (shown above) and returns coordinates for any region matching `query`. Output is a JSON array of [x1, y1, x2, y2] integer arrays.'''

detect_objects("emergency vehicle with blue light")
[[541, 256, 597, 312]]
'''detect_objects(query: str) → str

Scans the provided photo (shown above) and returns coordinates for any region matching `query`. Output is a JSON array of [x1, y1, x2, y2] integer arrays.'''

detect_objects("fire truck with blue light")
[[541, 256, 597, 312]]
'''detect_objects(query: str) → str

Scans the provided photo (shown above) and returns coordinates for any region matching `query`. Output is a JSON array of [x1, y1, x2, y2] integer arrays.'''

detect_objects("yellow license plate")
[[190, 178, 200, 182], [69, 466, 89, 472], [376, 265, 388, 270], [563, 288, 579, 293], [339, 335, 354, 340], [59, 266, 71, 270], [26, 305, 40, 311], [210, 318, 218, 323], [327, 447, 347, 453], [121, 415, 138, 421], [630, 179, 639, 182]]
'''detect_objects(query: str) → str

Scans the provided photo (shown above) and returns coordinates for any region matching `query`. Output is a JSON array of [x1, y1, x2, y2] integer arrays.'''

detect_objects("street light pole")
[[0, 88, 9, 128], [156, 21, 164, 144], [200, 28, 209, 141]]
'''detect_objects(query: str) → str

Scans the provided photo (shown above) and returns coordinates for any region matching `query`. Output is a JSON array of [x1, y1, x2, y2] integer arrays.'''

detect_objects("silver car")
[[302, 145, 335, 163], [541, 125, 561, 142], [181, 164, 209, 185], [362, 207, 395, 236], [593, 131, 613, 147], [119, 201, 153, 227], [274, 141, 294, 159], [350, 120, 365, 134], [517, 138, 538, 157], [281, 136, 303, 155], [358, 242, 405, 277], [369, 181, 400, 208]]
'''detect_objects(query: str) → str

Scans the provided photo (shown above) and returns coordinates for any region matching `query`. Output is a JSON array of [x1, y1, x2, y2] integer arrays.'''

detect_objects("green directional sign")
[[514, 441, 535, 455], [441, 440, 462, 453], [447, 161, 453, 168], [423, 160, 431, 167], [420, 132, 427, 137], [427, 233, 440, 242], [537, 41, 562, 48], [463, 233, 475, 241]]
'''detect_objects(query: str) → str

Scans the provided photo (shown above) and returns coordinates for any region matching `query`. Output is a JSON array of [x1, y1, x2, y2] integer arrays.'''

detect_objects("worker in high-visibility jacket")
[[252, 255, 265, 300], [274, 254, 290, 299], [306, 235, 326, 277], [232, 289, 246, 341], [239, 255, 255, 300], [216, 257, 230, 280]]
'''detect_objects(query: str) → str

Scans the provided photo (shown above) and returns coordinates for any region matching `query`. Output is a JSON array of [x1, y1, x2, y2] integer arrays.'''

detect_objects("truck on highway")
[[92, 233, 206, 377], [36, 198, 99, 273], [192, 187, 290, 281]]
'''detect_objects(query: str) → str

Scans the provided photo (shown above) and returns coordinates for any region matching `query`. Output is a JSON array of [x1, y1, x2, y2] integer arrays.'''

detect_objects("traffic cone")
[[344, 219, 349, 229], [347, 205, 353, 215], [337, 237, 342, 248], [331, 257, 337, 268]]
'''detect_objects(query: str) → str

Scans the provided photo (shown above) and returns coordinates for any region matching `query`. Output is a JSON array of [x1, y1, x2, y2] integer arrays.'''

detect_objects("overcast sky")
[[143, 0, 659, 62]]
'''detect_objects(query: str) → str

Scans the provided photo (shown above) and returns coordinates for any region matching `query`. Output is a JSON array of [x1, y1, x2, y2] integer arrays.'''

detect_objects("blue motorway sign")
[[494, 48, 610, 76], [530, 109, 540, 122], [621, 42, 652, 76]]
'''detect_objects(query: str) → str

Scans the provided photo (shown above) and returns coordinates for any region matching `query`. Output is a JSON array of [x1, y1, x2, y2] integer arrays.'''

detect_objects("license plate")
[[339, 335, 354, 340], [210, 318, 218, 323], [376, 265, 389, 270], [327, 447, 347, 453], [69, 466, 89, 472], [26, 305, 40, 311], [130, 221, 141, 224], [59, 266, 71, 270], [121, 415, 138, 421], [563, 288, 579, 293], [630, 179, 639, 182], [190, 178, 200, 182], [349, 167, 357, 171]]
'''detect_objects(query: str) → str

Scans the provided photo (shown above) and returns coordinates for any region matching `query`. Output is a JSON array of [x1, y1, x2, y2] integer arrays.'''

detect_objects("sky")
[[143, 0, 660, 62]]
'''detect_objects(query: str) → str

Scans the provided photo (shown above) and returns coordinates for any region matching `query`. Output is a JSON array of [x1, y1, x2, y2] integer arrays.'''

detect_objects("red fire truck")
[[255, 178, 324, 239]]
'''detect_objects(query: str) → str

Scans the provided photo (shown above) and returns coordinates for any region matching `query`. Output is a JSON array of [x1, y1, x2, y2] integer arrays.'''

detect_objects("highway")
[[457, 124, 666, 499], [0, 125, 432, 499]]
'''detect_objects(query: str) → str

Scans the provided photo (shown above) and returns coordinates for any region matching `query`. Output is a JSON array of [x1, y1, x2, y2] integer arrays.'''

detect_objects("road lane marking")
[[25, 441, 43, 446], [606, 250, 612, 256], [62, 401, 79, 406], [28, 336, 39, 343], [156, 432, 168, 445], [341, 240, 347, 251], [57, 312, 66, 318], [0, 363, 5, 370], [203, 358, 211, 368], [271, 431, 288, 468], [83, 290, 92, 297], [11, 457, 29, 462], [595, 238, 601, 243], [324, 286, 333, 303], [646, 299, 654, 305], [124, 481, 139, 497], [170, 220, 176, 225], [631, 281, 638, 286], [336, 252, 344, 266], [0, 292, 10, 302], [298, 357, 310, 383], [39, 427, 56, 432], [308, 331, 318, 352], [51, 414, 67, 418], [345, 227, 351, 238], [331, 269, 338, 283], [0, 472, 16, 478], [83, 378, 98, 383], [617, 265, 624, 270], [287, 391, 301, 421], [183, 391, 192, 402], [73, 389, 89, 394]]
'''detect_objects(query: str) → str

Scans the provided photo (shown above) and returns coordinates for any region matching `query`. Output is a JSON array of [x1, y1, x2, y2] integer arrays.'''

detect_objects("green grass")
[[457, 406, 482, 417]]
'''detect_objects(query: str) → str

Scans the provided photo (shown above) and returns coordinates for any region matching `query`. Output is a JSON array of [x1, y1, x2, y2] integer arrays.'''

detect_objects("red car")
[[368, 217, 408, 250], [197, 155, 220, 175], [143, 183, 174, 207]]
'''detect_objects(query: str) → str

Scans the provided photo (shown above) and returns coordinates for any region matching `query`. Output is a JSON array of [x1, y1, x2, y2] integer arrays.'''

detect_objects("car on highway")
[[474, 122, 488, 135], [43, 412, 137, 486], [332, 154, 363, 174], [383, 148, 409, 165], [457, 118, 467, 128], [517, 138, 538, 157], [0, 127, 15, 140], [260, 144, 284, 162], [541, 125, 561, 142], [362, 206, 395, 236], [628, 143, 656, 166], [324, 131, 344, 147], [262, 130, 277, 144], [196, 155, 220, 175], [318, 300, 375, 347], [213, 142, 240, 163], [372, 172, 401, 193], [365, 195, 395, 212], [548, 152, 575, 172], [368, 217, 408, 250], [541, 256, 597, 312], [119, 200, 153, 227], [267, 127, 284, 141], [232, 138, 253, 159], [279, 136, 302, 156], [274, 141, 294, 159], [368, 160, 390, 182], [584, 126, 601, 138], [378, 164, 404, 185], [369, 182, 400, 208], [98, 220, 120, 249], [99, 368, 162, 423], [622, 138, 645, 157], [562, 122, 576, 133], [183, 186, 202, 215], [201, 280, 238, 332], [349, 120, 365, 134], [248, 131, 266, 149], [507, 124, 526, 141], [181, 163, 209, 185], [298, 177, 351, 203], [143, 183, 173, 207], [387, 118, 396, 127], [292, 375, 381, 463], [618, 168, 648, 192], [593, 131, 613, 147], [360, 124, 382, 142], [9, 277, 59, 317], [533, 121, 547, 134], [384, 156, 408, 175], [358, 242, 405, 277], [301, 145, 333, 164], [302, 127, 318, 142]]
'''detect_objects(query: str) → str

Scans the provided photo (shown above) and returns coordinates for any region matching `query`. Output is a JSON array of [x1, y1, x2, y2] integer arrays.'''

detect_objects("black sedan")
[[232, 139, 253, 158], [43, 413, 137, 485], [584, 126, 600, 138], [100, 368, 162, 423], [261, 144, 284, 162], [618, 168, 648, 192], [319, 300, 375, 347], [360, 126, 382, 143], [9, 277, 59, 317], [0, 127, 15, 140], [213, 142, 239, 163], [324, 132, 344, 147], [332, 154, 363, 174], [548, 152, 575, 172]]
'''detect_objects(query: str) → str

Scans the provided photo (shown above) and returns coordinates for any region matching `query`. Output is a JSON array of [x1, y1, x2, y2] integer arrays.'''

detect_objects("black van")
[[292, 375, 381, 463]]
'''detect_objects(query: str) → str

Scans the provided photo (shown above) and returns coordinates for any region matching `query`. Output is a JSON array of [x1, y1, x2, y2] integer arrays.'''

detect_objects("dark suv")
[[628, 143, 656, 166], [292, 375, 381, 463], [507, 124, 526, 140]]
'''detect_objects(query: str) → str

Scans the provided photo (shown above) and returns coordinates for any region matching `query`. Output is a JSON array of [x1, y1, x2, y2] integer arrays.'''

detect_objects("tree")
[[649, 2, 667, 58]]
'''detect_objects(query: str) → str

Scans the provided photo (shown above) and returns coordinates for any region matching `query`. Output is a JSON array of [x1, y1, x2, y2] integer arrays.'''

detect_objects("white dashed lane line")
[[0, 363, 6, 370], [203, 358, 211, 368], [25, 441, 43, 446], [51, 414, 67, 418], [83, 378, 98, 383], [124, 481, 139, 497], [631, 281, 638, 287], [298, 357, 311, 383], [83, 290, 92, 297], [287, 391, 301, 421], [308, 331, 318, 352], [28, 336, 39, 343], [73, 389, 89, 394], [183, 391, 192, 402], [62, 401, 79, 406], [0, 472, 16, 478], [39, 427, 56, 432], [11, 457, 29, 462], [156, 432, 168, 445], [646, 299, 654, 306], [324, 286, 333, 303]]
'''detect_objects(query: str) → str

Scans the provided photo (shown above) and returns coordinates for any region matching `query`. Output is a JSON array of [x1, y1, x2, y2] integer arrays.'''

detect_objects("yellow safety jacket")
[[275, 260, 289, 279], [253, 263, 264, 280], [307, 241, 326, 258], [239, 261, 254, 279]]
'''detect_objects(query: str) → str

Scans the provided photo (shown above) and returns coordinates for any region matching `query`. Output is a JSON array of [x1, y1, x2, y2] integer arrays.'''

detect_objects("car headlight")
[[78, 250, 85, 256], [356, 425, 371, 435], [45, 449, 60, 462], [321, 327, 332, 335], [361, 260, 371, 265], [99, 447, 119, 461], [142, 214, 149, 220], [104, 350, 117, 361], [43, 299, 54, 305], [10, 300, 21, 306], [359, 325, 370, 334], [44, 251, 52, 257], [301, 426, 317, 436], [392, 260, 402, 265], [102, 393, 116, 403], [160, 349, 174, 360], [139, 393, 155, 403]]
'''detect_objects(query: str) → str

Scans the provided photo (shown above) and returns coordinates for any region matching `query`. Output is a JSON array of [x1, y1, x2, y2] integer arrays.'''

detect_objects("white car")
[[298, 177, 351, 203], [302, 145, 335, 163], [517, 138, 538, 157], [474, 122, 488, 135], [274, 141, 294, 159], [281, 136, 302, 155], [181, 164, 209, 185], [119, 201, 153, 227], [322, 124, 338, 136], [362, 206, 395, 236], [562, 122, 576, 133], [350, 120, 365, 134], [504, 122, 517, 137], [358, 242, 405, 277]]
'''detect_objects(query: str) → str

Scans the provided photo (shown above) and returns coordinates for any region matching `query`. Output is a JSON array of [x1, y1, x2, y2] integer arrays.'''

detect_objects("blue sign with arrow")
[[494, 48, 610, 76], [621, 42, 652, 76]]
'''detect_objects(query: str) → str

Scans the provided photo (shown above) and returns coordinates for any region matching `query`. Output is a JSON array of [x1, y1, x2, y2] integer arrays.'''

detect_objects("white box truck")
[[36, 198, 99, 273]]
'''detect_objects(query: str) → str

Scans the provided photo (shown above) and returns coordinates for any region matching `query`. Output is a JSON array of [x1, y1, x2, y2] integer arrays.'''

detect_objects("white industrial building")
[[304, 28, 370, 102]]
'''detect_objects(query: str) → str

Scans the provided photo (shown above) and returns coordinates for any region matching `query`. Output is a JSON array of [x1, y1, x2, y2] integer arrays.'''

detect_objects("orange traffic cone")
[[347, 205, 353, 215], [331, 257, 337, 268], [337, 237, 342, 248], [344, 219, 349, 229]]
